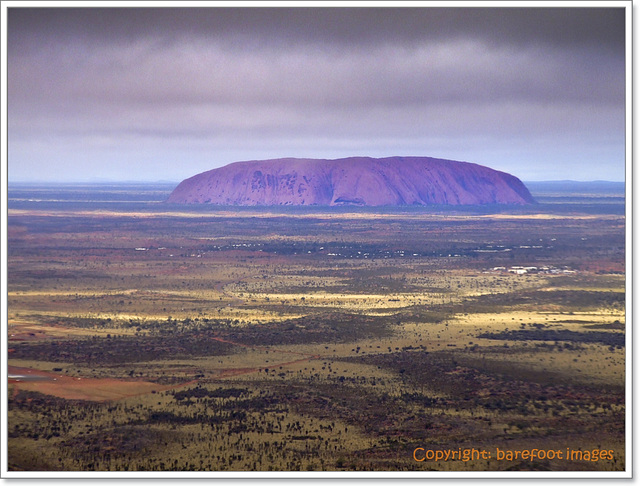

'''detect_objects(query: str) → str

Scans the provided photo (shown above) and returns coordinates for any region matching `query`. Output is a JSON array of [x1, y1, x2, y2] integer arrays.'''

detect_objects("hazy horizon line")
[[7, 179, 627, 185]]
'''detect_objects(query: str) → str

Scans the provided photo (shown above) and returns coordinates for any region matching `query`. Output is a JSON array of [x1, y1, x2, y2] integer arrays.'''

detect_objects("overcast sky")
[[7, 5, 627, 183]]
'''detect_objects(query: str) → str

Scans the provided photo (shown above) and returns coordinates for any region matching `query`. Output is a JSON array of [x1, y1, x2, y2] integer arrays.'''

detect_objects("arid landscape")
[[6, 182, 625, 472], [4, 3, 629, 477]]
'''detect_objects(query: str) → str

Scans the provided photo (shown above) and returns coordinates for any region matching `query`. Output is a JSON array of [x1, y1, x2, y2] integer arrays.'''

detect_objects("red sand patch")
[[8, 366, 193, 402]]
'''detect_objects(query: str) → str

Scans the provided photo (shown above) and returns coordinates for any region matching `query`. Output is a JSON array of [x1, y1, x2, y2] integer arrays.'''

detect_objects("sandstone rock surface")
[[167, 156, 535, 206]]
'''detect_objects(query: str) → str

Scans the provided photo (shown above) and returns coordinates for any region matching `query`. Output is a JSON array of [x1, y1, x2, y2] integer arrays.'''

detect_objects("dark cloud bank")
[[7, 6, 627, 182]]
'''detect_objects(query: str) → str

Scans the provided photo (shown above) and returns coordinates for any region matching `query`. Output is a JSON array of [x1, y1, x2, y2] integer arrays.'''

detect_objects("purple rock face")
[[167, 156, 536, 206]]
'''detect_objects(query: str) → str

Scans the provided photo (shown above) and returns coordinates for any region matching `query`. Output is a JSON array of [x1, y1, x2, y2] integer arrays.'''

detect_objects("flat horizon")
[[7, 179, 627, 185]]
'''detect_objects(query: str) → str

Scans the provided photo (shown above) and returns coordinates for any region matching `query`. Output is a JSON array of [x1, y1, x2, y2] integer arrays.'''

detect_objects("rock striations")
[[167, 156, 535, 206]]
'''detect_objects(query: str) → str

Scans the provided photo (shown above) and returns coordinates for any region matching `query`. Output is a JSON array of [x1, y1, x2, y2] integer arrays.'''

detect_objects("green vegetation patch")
[[460, 290, 624, 313], [583, 321, 625, 331], [222, 312, 394, 346], [477, 329, 625, 347], [9, 332, 237, 365]]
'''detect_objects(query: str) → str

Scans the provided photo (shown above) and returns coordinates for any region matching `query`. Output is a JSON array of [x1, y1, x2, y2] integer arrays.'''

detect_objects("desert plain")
[[6, 183, 626, 472]]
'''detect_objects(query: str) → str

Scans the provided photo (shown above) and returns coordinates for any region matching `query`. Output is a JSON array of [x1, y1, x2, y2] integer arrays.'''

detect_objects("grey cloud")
[[9, 7, 625, 110], [9, 7, 625, 52], [7, 6, 627, 182], [9, 36, 622, 112]]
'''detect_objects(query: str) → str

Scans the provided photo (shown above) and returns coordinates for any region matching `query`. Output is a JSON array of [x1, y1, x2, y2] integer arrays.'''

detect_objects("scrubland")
[[7, 188, 626, 472]]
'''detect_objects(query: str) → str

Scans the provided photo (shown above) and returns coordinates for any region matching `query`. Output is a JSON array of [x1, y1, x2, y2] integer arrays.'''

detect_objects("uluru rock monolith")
[[167, 156, 535, 206]]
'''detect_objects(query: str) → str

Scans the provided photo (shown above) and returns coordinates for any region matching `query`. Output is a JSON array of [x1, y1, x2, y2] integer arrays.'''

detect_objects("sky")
[[5, 4, 628, 183]]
